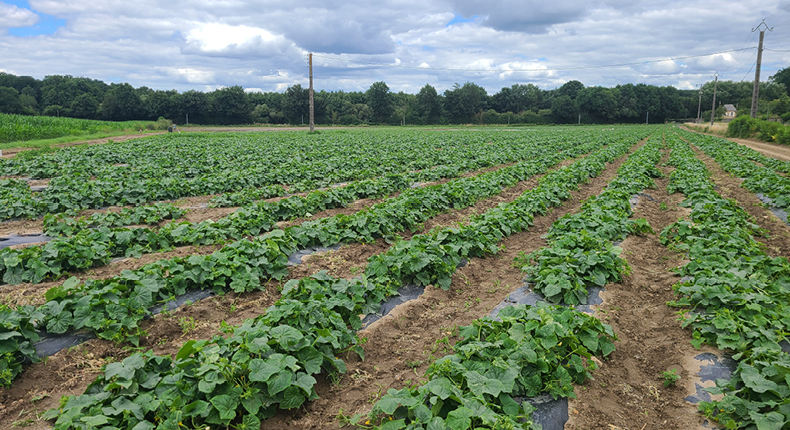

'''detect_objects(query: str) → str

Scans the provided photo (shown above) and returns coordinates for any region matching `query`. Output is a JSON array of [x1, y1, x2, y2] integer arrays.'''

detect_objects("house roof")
[[724, 104, 737, 111]]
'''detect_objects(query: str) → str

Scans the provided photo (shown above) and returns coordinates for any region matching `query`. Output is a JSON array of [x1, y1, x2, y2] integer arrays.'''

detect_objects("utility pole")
[[309, 52, 315, 132], [710, 72, 719, 126], [750, 20, 773, 118], [646, 111, 649, 125], [696, 84, 703, 124], [186, 114, 189, 126], [578, 113, 581, 125]]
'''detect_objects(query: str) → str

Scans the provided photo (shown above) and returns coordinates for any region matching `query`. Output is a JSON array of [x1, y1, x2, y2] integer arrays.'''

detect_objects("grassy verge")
[[683, 122, 728, 136]]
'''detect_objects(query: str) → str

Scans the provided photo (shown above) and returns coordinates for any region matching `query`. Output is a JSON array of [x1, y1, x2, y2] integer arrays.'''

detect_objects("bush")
[[727, 115, 790, 144], [146, 117, 171, 130], [726, 116, 759, 138], [781, 112, 790, 124]]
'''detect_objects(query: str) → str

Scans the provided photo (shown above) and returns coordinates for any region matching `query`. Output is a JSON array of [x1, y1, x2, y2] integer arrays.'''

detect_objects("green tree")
[[283, 84, 309, 124], [70, 93, 99, 119], [576, 86, 619, 121], [42, 105, 68, 117], [444, 82, 488, 123], [178, 90, 209, 124], [0, 87, 25, 114], [770, 67, 790, 97], [100, 83, 142, 121], [551, 95, 577, 121], [210, 86, 252, 124], [556, 80, 584, 100], [366, 81, 393, 123], [416, 84, 441, 124], [143, 90, 177, 121]]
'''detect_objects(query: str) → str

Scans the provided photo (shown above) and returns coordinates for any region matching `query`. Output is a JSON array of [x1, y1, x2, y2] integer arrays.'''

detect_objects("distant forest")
[[0, 69, 788, 125]]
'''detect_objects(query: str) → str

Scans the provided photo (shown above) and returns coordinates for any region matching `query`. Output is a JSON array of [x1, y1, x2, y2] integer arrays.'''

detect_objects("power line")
[[740, 61, 757, 82], [768, 15, 790, 27], [721, 31, 757, 74], [311, 48, 755, 73], [765, 48, 790, 52], [764, 2, 790, 21], [728, 48, 758, 79]]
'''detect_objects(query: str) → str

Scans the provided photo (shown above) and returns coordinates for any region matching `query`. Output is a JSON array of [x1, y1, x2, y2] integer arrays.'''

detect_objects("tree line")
[[0, 69, 787, 125]]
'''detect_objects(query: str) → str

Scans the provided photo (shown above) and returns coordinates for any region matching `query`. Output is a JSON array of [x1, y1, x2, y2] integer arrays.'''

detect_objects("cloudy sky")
[[1, 0, 789, 95]]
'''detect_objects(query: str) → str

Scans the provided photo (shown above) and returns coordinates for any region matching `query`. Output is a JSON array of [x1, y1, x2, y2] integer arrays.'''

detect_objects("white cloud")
[[0, 0, 787, 93], [0, 3, 39, 28], [185, 23, 286, 53]]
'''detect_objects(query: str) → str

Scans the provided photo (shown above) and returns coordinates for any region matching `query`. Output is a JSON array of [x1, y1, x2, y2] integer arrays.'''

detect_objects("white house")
[[723, 104, 737, 121]]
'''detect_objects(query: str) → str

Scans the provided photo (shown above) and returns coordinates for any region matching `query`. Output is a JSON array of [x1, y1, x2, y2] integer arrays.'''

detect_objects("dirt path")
[[680, 125, 790, 161]]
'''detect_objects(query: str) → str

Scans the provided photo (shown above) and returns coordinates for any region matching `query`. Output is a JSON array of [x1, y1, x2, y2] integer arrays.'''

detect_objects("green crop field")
[[0, 126, 788, 430], [0, 113, 163, 145]]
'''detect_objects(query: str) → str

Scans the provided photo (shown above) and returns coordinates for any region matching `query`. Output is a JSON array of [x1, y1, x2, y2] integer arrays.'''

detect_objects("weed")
[[179, 316, 197, 335], [659, 201, 668, 210], [662, 369, 680, 387], [368, 383, 386, 403], [487, 279, 502, 294]]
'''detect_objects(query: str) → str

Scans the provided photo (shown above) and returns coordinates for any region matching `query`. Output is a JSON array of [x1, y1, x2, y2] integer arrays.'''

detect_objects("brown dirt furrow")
[[261, 144, 640, 429], [0, 145, 626, 429], [565, 149, 710, 430], [688, 145, 790, 258]]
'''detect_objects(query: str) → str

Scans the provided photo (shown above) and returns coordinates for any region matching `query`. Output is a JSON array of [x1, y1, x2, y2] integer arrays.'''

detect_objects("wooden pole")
[[750, 21, 772, 118], [309, 53, 315, 132], [710, 73, 718, 126]]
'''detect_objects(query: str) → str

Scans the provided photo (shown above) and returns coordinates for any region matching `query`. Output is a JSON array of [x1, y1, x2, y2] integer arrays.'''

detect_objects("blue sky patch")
[[4, 0, 31, 7], [4, 1, 65, 36], [446, 14, 477, 26]]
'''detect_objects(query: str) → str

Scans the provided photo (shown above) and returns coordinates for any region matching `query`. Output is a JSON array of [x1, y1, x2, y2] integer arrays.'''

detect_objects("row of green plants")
[[0, 131, 639, 387], [516, 135, 662, 304], [676, 129, 790, 211], [0, 129, 606, 218], [37, 130, 649, 429], [41, 203, 186, 237], [360, 304, 617, 429], [207, 185, 286, 208], [0, 132, 595, 285], [726, 115, 790, 145], [713, 138, 790, 175], [661, 132, 790, 429]]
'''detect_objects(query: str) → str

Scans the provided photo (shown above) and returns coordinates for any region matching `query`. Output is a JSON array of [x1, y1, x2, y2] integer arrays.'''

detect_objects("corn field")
[[0, 113, 151, 144]]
